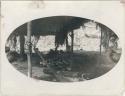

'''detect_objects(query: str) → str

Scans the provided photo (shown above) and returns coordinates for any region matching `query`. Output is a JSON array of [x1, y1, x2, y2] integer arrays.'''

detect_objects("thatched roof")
[[7, 16, 118, 46], [12, 16, 89, 36]]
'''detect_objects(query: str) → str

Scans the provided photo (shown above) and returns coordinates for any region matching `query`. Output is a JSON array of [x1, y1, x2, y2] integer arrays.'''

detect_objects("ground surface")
[[10, 50, 119, 82]]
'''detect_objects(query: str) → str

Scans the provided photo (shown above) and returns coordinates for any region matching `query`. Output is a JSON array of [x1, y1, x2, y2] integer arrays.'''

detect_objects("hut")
[[6, 16, 119, 78], [6, 16, 90, 77], [8, 16, 89, 54]]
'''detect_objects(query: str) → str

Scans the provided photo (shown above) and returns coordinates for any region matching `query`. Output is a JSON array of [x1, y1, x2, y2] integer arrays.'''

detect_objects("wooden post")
[[27, 22, 32, 77], [100, 29, 102, 55], [71, 30, 74, 52], [107, 30, 110, 49], [66, 35, 69, 51], [20, 34, 25, 57], [12, 36, 17, 51]]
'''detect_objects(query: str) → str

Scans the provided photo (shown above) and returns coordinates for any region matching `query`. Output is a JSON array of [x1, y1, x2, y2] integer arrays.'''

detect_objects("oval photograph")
[[5, 16, 122, 82]]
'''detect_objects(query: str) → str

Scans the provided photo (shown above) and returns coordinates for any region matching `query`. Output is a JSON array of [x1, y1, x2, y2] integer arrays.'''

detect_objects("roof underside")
[[8, 16, 117, 45], [13, 16, 89, 36]]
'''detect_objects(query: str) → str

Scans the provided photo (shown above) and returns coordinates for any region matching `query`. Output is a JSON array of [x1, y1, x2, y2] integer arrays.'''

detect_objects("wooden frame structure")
[[8, 17, 112, 78], [27, 22, 32, 77]]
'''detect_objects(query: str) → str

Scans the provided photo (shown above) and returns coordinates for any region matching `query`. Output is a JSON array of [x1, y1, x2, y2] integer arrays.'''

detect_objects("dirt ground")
[[10, 50, 119, 82]]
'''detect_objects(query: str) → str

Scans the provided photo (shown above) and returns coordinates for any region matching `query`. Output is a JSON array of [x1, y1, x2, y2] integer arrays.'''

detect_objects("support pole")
[[100, 29, 102, 55], [27, 22, 32, 77], [71, 30, 74, 52], [107, 30, 110, 49], [20, 34, 25, 57], [66, 35, 69, 52], [10, 36, 17, 51]]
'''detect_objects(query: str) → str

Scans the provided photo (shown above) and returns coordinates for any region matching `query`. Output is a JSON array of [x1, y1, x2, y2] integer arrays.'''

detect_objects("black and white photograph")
[[1, 1, 125, 96], [5, 16, 122, 82]]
